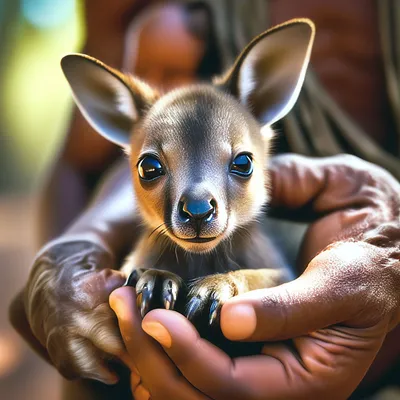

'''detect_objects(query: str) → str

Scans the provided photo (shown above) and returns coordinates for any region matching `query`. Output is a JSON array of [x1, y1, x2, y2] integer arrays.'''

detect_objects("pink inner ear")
[[62, 54, 139, 147]]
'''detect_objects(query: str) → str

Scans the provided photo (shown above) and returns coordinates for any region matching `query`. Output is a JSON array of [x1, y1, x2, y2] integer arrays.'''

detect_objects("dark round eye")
[[230, 154, 253, 177], [138, 156, 165, 181]]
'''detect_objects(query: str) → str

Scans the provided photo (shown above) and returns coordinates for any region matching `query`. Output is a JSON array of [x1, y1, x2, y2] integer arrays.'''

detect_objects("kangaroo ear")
[[216, 19, 315, 127], [61, 54, 159, 147]]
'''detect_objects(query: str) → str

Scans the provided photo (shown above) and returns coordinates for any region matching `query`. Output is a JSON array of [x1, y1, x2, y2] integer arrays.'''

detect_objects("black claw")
[[163, 292, 173, 310], [162, 279, 178, 310], [186, 296, 202, 320], [125, 269, 141, 287], [209, 299, 220, 325], [138, 284, 152, 317], [136, 291, 143, 311]]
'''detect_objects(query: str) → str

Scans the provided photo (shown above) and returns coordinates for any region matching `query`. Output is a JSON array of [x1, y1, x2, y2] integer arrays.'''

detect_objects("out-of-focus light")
[[22, 0, 75, 29], [0, 332, 23, 378], [1, 0, 82, 185]]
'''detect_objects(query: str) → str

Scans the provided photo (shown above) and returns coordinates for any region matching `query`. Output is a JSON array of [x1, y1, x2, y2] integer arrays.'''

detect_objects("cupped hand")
[[10, 241, 127, 384], [111, 154, 400, 400]]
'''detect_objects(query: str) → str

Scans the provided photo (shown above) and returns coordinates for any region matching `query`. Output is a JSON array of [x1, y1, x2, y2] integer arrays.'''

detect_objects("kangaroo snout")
[[178, 194, 217, 229], [174, 184, 222, 246]]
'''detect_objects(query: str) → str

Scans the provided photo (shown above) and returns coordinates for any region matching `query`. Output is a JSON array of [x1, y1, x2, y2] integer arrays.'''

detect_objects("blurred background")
[[0, 0, 82, 398]]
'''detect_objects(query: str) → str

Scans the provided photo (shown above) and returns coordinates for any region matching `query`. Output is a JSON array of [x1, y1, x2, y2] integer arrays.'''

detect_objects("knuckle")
[[363, 222, 400, 248], [332, 153, 362, 166], [332, 154, 387, 179], [324, 241, 398, 323], [332, 154, 399, 193]]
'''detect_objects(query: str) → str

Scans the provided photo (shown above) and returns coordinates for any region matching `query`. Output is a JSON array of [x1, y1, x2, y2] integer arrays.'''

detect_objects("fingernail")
[[142, 322, 172, 348], [221, 304, 257, 340]]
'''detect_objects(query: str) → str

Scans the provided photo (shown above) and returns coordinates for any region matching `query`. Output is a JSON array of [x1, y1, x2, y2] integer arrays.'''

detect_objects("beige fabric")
[[187, 0, 400, 180]]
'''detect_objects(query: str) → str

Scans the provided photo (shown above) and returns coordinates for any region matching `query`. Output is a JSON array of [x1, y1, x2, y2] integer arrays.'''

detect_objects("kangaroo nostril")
[[204, 199, 217, 222], [178, 200, 191, 222], [210, 198, 217, 212]]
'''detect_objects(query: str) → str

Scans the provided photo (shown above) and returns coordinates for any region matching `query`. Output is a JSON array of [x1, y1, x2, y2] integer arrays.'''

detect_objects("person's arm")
[[59, 157, 140, 260], [36, 109, 120, 245]]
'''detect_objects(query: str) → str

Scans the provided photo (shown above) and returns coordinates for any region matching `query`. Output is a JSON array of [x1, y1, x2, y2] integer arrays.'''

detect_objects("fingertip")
[[109, 286, 136, 313], [142, 309, 200, 344], [134, 384, 151, 400], [141, 309, 178, 346], [142, 321, 172, 348], [221, 302, 257, 340], [142, 308, 186, 329]]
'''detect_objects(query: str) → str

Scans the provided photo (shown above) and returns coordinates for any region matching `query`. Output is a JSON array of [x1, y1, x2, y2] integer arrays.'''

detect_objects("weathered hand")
[[111, 154, 400, 399], [10, 241, 127, 384]]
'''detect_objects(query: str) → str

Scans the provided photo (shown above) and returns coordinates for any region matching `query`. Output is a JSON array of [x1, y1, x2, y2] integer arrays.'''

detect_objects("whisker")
[[175, 245, 179, 264], [148, 223, 166, 240], [154, 225, 171, 243], [159, 227, 169, 237]]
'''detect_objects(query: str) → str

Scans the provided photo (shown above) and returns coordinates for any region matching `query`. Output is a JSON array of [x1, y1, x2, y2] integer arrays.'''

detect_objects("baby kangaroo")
[[62, 19, 314, 354]]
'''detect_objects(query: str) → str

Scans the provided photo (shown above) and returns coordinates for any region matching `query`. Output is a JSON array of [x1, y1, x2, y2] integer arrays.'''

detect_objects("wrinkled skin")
[[15, 242, 127, 384], [110, 154, 400, 400]]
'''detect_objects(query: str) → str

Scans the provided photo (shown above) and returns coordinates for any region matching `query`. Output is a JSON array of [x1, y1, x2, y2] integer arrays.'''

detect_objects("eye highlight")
[[230, 154, 253, 177], [138, 155, 165, 181]]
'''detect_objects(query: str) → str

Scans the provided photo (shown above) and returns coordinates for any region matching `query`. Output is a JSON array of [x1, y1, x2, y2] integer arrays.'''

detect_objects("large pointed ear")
[[61, 54, 159, 147], [216, 19, 315, 127]]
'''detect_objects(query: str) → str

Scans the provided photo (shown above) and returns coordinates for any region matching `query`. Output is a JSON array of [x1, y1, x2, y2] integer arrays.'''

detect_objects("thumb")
[[221, 242, 385, 342]]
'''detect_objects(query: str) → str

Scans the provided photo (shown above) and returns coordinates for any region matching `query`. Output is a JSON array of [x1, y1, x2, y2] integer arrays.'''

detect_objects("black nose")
[[178, 196, 216, 224]]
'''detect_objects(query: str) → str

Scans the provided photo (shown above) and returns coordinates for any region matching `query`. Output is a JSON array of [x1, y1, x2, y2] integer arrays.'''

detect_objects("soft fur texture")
[[61, 19, 315, 354]]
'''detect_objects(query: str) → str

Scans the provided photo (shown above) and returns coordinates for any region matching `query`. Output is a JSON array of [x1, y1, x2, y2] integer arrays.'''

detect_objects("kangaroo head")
[[61, 19, 314, 254]]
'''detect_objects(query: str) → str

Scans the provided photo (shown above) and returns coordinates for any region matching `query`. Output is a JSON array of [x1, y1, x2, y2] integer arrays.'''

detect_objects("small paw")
[[186, 274, 263, 357], [186, 274, 239, 327], [126, 269, 186, 317]]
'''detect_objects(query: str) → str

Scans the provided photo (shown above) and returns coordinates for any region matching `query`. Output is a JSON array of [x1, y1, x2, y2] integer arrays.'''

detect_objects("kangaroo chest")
[[125, 223, 286, 281]]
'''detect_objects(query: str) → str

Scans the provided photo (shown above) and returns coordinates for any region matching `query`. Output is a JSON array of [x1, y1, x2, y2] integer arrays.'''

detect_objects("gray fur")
[[61, 19, 314, 338]]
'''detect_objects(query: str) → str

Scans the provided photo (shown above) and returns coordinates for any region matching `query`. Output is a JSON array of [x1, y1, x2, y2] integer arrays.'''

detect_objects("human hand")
[[10, 241, 127, 384], [111, 154, 400, 399]]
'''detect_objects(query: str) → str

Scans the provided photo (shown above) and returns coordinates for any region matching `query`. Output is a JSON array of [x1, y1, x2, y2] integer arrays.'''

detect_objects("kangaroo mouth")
[[170, 231, 224, 253], [181, 237, 217, 243]]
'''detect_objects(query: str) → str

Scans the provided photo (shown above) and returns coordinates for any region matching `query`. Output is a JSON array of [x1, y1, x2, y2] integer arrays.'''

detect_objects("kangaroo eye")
[[230, 154, 253, 177], [138, 156, 165, 181]]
